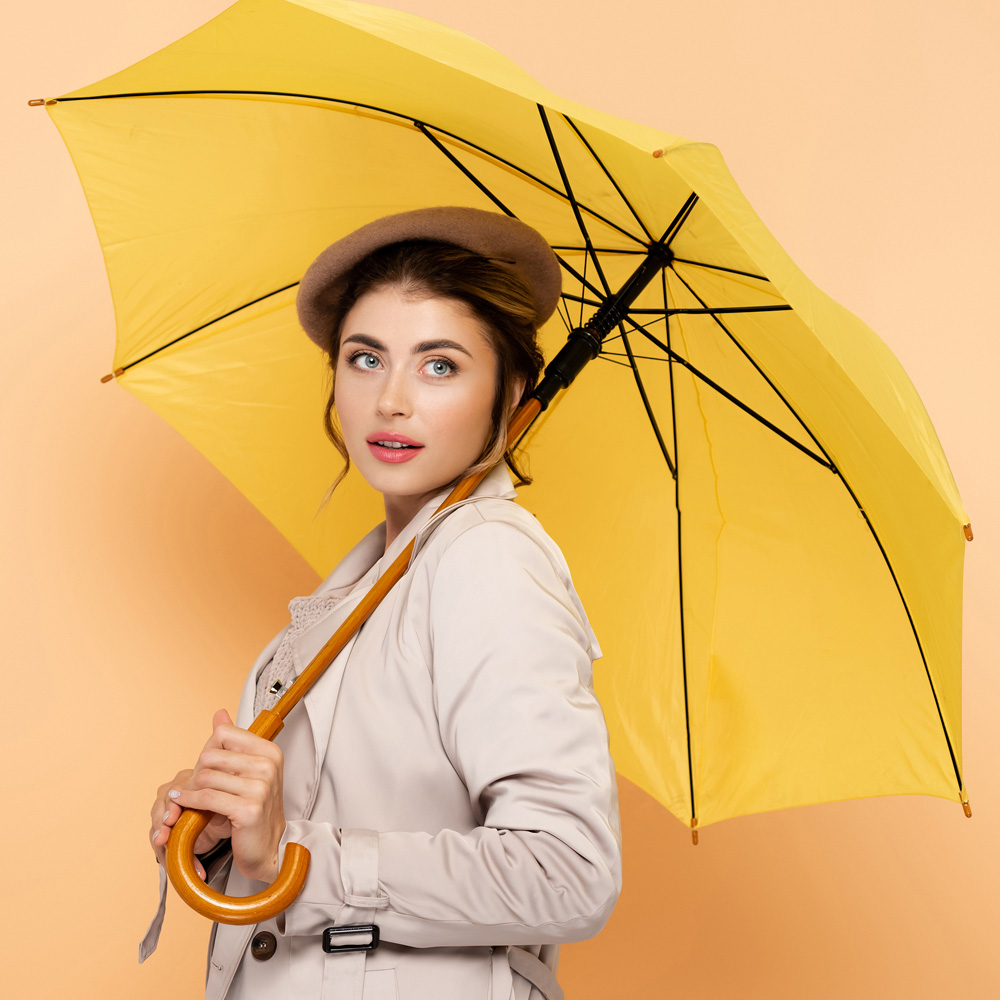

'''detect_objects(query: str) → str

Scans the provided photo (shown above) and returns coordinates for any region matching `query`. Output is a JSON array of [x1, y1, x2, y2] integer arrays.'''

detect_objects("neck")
[[382, 491, 436, 553]]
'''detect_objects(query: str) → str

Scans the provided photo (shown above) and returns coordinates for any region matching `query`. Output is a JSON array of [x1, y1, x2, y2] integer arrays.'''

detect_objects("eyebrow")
[[341, 333, 473, 359]]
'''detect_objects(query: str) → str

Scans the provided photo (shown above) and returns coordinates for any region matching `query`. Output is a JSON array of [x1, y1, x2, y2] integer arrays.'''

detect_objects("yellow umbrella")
[[38, 0, 971, 841]]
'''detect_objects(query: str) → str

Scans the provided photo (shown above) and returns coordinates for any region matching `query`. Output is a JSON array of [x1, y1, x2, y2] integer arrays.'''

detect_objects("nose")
[[375, 368, 411, 418]]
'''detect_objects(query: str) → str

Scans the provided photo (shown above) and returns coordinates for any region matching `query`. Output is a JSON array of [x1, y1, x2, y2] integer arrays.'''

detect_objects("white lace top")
[[253, 592, 346, 715]]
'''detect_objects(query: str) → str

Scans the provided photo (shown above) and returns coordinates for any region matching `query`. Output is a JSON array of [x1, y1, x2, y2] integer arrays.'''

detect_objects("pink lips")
[[366, 431, 425, 464]]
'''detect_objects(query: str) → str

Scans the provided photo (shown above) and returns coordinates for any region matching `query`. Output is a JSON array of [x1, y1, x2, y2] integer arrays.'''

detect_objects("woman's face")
[[334, 285, 499, 520]]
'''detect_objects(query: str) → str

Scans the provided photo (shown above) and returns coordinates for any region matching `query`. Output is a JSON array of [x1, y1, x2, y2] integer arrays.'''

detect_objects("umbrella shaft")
[[532, 243, 673, 410]]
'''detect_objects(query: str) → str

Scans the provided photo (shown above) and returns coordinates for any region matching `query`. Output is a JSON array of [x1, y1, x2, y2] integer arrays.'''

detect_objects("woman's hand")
[[150, 767, 231, 879], [164, 709, 287, 884]]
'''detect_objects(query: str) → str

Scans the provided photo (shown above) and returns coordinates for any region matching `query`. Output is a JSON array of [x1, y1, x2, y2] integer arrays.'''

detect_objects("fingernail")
[[168, 790, 180, 799], [163, 811, 170, 823]]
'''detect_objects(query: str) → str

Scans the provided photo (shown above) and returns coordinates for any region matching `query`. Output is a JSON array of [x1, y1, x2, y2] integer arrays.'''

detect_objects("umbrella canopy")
[[42, 0, 970, 832]]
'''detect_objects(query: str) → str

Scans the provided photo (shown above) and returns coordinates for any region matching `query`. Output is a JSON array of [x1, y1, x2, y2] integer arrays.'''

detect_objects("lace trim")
[[253, 593, 345, 715]]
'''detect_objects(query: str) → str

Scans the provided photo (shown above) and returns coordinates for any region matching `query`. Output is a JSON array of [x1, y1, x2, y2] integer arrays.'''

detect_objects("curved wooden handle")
[[165, 806, 311, 925]]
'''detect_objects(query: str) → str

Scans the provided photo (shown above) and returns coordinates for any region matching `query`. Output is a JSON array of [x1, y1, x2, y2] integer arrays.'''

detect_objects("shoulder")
[[421, 499, 568, 579], [420, 499, 601, 659]]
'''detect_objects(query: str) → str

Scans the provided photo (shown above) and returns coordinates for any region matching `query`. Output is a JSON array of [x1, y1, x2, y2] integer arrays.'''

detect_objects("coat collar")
[[293, 461, 519, 806], [315, 460, 518, 596]]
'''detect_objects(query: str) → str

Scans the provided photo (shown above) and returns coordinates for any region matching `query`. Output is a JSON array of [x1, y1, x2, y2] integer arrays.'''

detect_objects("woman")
[[143, 207, 622, 1000]]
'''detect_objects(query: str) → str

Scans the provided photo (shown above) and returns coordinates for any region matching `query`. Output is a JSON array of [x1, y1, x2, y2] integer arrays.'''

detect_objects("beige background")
[[2, 0, 998, 996]]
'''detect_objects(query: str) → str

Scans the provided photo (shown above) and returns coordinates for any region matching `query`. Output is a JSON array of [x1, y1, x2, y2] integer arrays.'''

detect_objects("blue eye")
[[427, 359, 454, 376], [351, 352, 380, 370]]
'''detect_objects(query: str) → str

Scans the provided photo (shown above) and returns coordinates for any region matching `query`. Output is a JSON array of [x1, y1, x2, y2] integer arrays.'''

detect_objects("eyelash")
[[345, 351, 458, 377]]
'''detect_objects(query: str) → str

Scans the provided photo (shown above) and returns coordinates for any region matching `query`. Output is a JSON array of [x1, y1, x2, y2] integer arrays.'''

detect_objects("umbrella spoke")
[[561, 115, 655, 241], [594, 354, 634, 369], [416, 124, 517, 218], [561, 293, 604, 310], [664, 305, 792, 317], [555, 296, 573, 334], [669, 266, 834, 465], [550, 245, 647, 254], [661, 192, 699, 247], [660, 270, 697, 830], [633, 322, 837, 472], [537, 105, 616, 304], [672, 256, 771, 283], [555, 255, 610, 304], [819, 460, 966, 794], [601, 351, 668, 363], [102, 281, 300, 378], [619, 328, 676, 477]]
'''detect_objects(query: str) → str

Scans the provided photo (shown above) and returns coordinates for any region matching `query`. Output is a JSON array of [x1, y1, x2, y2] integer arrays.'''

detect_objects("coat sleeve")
[[276, 517, 622, 947]]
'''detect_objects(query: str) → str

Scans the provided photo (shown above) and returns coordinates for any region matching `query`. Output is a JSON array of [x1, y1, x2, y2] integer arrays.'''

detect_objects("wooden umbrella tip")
[[652, 148, 664, 159], [963, 523, 973, 541]]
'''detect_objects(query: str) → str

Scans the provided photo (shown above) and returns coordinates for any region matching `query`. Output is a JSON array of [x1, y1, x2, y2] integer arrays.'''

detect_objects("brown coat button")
[[250, 931, 277, 961]]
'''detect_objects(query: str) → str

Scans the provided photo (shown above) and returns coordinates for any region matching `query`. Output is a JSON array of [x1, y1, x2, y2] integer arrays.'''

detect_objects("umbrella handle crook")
[[164, 709, 311, 925], [165, 808, 310, 925]]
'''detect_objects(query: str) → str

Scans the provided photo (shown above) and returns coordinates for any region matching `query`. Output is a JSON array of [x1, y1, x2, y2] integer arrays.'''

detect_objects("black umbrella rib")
[[59, 89, 647, 249], [560, 298, 792, 322], [661, 270, 698, 829], [633, 324, 836, 471], [550, 246, 647, 254], [669, 267, 833, 464], [666, 305, 792, 317], [561, 114, 655, 241], [620, 327, 676, 476], [595, 354, 634, 369], [672, 257, 771, 283], [556, 256, 612, 305], [537, 105, 615, 303], [601, 351, 670, 363], [561, 293, 605, 309], [108, 281, 300, 375], [561, 295, 793, 318], [823, 474, 966, 796], [662, 192, 699, 247], [416, 124, 517, 217]]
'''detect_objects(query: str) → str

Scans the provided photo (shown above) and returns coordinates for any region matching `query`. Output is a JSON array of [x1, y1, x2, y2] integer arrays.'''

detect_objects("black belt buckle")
[[322, 924, 380, 953]]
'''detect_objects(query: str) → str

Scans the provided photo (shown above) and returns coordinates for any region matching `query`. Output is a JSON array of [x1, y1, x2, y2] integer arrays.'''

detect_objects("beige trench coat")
[[141, 463, 622, 999]]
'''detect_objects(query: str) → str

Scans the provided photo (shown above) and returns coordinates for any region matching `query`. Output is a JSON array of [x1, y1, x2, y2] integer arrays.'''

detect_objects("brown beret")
[[296, 206, 562, 347]]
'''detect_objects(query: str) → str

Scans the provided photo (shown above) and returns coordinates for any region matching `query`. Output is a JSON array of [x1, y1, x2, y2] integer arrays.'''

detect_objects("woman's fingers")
[[149, 710, 282, 882], [150, 769, 193, 864], [192, 745, 282, 782], [201, 715, 283, 767]]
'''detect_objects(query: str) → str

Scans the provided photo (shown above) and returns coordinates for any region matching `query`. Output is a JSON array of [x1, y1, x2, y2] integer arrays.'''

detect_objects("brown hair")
[[320, 239, 545, 496]]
